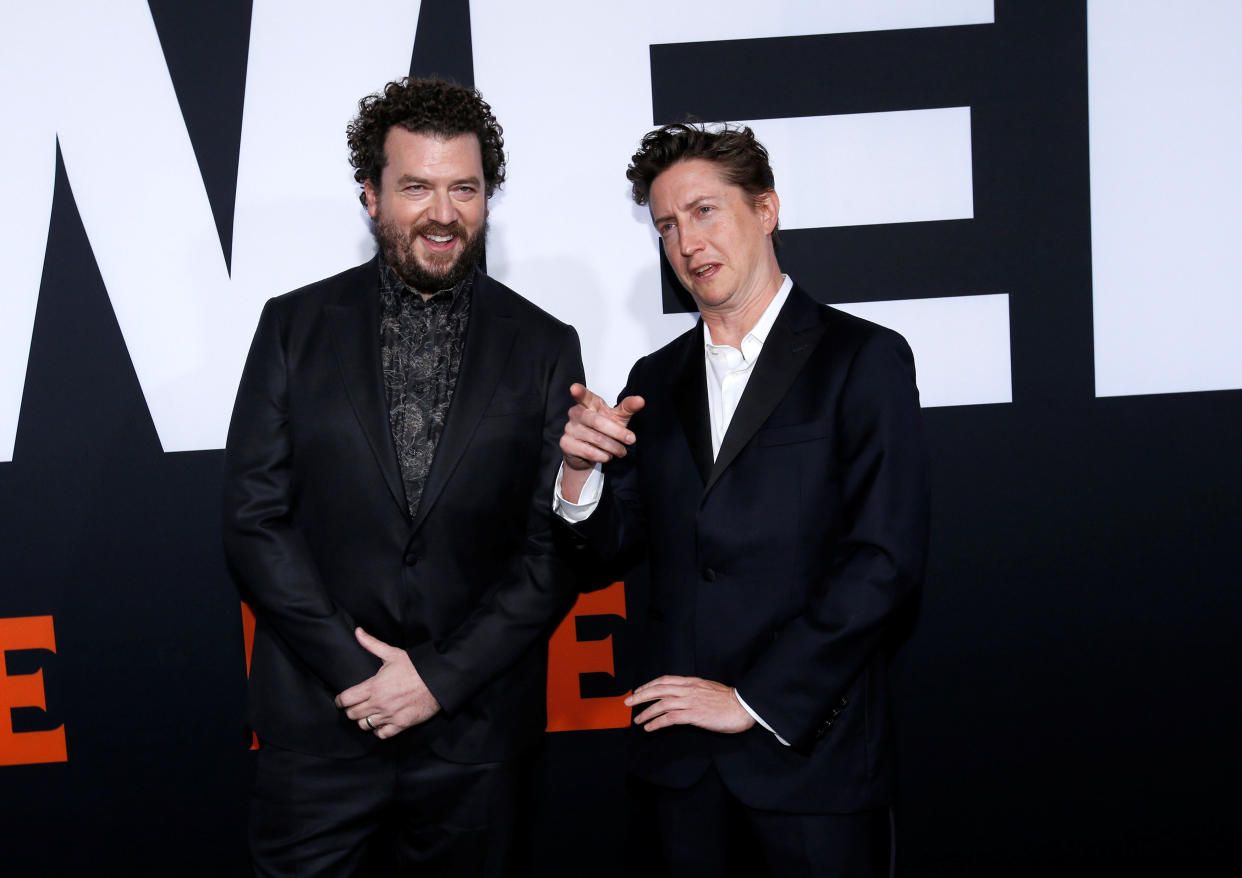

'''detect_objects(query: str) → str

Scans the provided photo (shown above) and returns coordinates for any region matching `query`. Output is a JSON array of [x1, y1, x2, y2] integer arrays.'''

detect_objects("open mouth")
[[421, 233, 458, 252], [692, 263, 720, 280]]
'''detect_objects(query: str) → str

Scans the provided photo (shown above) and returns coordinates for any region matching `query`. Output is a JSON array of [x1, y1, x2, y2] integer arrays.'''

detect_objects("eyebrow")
[[652, 195, 714, 228], [394, 173, 482, 187]]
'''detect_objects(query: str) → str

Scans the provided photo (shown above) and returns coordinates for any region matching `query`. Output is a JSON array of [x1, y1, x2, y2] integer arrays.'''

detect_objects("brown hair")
[[347, 77, 505, 206], [626, 121, 779, 245]]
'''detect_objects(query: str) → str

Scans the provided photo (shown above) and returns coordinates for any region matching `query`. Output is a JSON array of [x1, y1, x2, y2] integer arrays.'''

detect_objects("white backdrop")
[[1, 0, 1238, 463]]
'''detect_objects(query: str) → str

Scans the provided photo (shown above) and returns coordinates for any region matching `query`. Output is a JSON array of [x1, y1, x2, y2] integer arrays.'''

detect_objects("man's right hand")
[[558, 383, 644, 502]]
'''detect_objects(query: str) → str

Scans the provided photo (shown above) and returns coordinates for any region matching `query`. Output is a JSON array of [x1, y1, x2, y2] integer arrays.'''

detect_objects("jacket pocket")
[[756, 420, 830, 447]]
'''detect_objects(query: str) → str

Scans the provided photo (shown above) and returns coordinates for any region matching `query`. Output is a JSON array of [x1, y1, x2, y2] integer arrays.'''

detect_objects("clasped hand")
[[334, 627, 440, 739]]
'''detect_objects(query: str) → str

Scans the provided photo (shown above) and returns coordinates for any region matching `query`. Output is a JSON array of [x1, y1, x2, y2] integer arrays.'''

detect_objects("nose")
[[428, 190, 457, 225], [679, 226, 704, 257]]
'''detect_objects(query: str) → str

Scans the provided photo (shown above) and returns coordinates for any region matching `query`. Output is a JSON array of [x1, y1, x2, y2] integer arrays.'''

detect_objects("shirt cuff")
[[734, 688, 790, 746], [553, 463, 604, 522]]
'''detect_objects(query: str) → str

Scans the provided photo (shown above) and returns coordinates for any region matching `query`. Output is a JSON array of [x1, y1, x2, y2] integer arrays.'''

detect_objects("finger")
[[638, 700, 700, 731], [632, 700, 673, 726], [571, 407, 637, 445], [560, 440, 619, 467], [344, 700, 376, 721], [631, 693, 670, 716], [643, 711, 687, 732], [634, 675, 695, 694], [564, 416, 631, 449], [569, 383, 609, 412], [625, 685, 681, 706], [354, 627, 391, 659], [613, 395, 646, 423], [334, 684, 367, 709], [560, 435, 614, 465], [563, 422, 632, 458]]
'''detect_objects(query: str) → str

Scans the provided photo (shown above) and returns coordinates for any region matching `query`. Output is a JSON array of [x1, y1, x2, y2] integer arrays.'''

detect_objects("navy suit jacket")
[[223, 257, 583, 762], [570, 284, 929, 813]]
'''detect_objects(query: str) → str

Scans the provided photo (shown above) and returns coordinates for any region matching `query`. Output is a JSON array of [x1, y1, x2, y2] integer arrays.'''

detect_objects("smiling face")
[[364, 128, 488, 293], [648, 158, 781, 318]]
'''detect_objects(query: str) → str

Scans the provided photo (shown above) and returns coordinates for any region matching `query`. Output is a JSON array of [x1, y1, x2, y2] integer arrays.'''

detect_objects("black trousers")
[[638, 766, 891, 878], [249, 735, 526, 877]]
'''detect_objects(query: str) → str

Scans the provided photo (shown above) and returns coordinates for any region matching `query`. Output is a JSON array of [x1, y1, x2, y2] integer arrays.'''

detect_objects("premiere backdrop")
[[1, 1, 1239, 874]]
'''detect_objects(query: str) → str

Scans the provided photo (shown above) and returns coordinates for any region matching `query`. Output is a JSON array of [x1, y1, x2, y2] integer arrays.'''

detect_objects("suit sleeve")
[[735, 329, 930, 753], [407, 325, 586, 714], [555, 358, 650, 582], [222, 299, 380, 694]]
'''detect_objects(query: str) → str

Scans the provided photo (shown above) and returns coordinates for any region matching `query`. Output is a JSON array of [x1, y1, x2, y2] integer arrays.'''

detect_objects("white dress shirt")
[[554, 275, 795, 745]]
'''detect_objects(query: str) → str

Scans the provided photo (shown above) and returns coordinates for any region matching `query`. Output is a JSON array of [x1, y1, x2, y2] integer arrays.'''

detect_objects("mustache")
[[412, 219, 468, 239]]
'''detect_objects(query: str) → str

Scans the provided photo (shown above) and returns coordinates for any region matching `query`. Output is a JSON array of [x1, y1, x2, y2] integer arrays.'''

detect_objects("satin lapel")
[[704, 289, 828, 496], [672, 321, 712, 486], [326, 271, 407, 516], [412, 273, 516, 532]]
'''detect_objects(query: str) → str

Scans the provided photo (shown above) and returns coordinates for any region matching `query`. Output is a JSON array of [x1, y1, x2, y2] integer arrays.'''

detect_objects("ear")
[[755, 189, 779, 235], [364, 179, 380, 221]]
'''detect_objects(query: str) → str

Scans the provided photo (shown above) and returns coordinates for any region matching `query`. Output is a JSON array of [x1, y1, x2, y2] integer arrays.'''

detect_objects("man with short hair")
[[224, 77, 583, 876], [556, 122, 930, 876]]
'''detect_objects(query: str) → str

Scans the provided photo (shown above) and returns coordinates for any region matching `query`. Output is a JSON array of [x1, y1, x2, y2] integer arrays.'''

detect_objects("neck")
[[700, 269, 784, 349]]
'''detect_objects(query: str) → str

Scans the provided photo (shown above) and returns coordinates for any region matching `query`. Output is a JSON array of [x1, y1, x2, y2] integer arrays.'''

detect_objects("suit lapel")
[[326, 259, 407, 515], [704, 287, 827, 496], [672, 321, 712, 486], [412, 271, 516, 532]]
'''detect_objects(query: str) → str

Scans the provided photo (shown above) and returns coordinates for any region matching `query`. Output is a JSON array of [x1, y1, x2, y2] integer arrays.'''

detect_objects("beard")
[[374, 213, 487, 293]]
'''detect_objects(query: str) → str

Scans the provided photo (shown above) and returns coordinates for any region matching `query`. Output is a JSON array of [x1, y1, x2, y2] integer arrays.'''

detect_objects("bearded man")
[[223, 77, 583, 877]]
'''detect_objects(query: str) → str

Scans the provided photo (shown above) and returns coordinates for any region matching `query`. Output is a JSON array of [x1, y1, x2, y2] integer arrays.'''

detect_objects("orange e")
[[546, 582, 631, 732], [0, 615, 68, 766], [240, 602, 259, 750]]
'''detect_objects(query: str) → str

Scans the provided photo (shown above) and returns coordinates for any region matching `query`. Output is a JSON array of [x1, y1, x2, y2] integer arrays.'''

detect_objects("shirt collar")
[[377, 251, 473, 307], [702, 274, 794, 362]]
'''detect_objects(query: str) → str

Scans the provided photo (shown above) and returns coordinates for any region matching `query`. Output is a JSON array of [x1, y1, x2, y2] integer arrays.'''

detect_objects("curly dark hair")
[[626, 121, 779, 246], [347, 77, 506, 206]]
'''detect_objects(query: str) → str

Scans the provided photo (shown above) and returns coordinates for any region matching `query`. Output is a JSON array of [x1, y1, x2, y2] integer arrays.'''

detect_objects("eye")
[[658, 221, 675, 235], [697, 205, 713, 216]]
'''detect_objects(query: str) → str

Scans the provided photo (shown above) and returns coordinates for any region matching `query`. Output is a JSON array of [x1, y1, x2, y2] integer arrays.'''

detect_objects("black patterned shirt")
[[378, 256, 473, 519]]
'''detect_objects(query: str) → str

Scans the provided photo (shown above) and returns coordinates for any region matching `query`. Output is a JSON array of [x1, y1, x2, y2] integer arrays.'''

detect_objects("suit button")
[[404, 552, 418, 566], [702, 568, 717, 582]]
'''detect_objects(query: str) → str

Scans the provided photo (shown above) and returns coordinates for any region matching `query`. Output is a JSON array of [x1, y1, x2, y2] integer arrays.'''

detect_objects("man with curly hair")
[[224, 77, 583, 876]]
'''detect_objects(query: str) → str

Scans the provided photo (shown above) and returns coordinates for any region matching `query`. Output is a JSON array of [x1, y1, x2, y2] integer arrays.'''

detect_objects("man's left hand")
[[334, 628, 441, 739], [624, 675, 756, 734]]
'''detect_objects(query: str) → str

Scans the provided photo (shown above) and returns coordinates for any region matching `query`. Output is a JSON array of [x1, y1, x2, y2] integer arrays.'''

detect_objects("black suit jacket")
[[223, 257, 583, 762], [571, 285, 929, 813]]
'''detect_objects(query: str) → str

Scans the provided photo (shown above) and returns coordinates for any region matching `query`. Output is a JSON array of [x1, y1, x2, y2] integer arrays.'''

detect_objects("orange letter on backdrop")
[[0, 615, 68, 766], [240, 602, 259, 749], [546, 582, 631, 732]]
